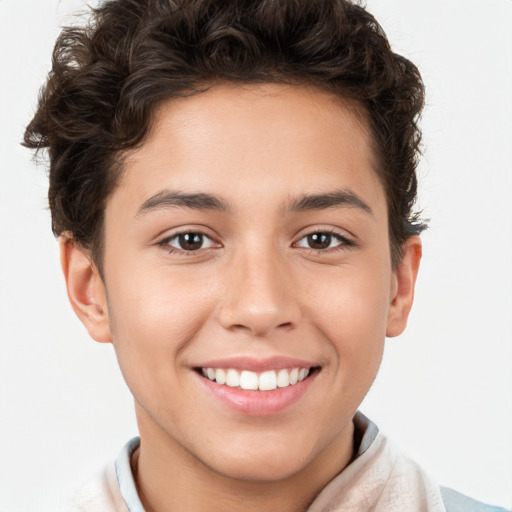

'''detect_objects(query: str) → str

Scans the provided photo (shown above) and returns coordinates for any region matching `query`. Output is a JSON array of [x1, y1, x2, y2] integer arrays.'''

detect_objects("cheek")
[[108, 259, 216, 334], [304, 263, 391, 369], [104, 265, 218, 387]]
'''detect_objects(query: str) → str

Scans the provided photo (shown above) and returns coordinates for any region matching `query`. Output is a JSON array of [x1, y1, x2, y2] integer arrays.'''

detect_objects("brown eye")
[[307, 233, 332, 250], [178, 233, 203, 250], [296, 231, 349, 251], [165, 232, 216, 251]]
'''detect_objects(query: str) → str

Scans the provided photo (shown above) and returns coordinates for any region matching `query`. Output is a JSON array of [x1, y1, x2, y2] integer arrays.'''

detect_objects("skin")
[[61, 83, 421, 512]]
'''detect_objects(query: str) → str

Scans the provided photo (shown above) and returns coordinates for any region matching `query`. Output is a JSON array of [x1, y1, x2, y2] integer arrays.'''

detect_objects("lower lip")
[[196, 371, 317, 416]]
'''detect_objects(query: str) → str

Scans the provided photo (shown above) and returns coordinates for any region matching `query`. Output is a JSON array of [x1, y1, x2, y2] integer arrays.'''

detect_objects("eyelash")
[[158, 230, 219, 255], [294, 230, 355, 254], [157, 229, 355, 255]]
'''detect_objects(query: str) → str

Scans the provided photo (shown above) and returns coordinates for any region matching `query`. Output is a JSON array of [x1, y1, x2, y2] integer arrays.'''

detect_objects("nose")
[[217, 249, 302, 337]]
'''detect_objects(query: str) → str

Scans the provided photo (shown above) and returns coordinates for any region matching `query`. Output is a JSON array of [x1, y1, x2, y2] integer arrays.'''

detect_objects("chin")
[[200, 433, 321, 482], [211, 452, 310, 483]]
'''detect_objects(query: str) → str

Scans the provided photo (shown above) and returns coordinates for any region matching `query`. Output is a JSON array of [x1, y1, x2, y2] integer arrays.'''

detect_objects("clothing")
[[65, 413, 508, 512]]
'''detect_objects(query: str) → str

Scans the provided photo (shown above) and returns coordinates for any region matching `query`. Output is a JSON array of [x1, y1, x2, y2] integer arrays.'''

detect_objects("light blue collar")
[[114, 412, 379, 512], [115, 437, 145, 512]]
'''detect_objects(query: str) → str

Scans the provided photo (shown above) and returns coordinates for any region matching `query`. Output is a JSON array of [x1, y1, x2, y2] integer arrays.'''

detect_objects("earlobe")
[[386, 236, 422, 338], [59, 235, 112, 343]]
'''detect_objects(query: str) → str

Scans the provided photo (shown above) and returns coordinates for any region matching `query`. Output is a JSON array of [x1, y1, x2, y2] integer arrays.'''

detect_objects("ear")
[[386, 235, 422, 338], [59, 235, 112, 343]]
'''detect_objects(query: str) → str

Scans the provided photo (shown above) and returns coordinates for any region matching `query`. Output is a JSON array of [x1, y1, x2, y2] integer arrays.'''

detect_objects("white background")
[[0, 1, 511, 511]]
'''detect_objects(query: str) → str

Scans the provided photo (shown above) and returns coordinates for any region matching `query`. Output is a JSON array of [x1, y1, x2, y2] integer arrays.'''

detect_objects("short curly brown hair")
[[24, 0, 426, 270]]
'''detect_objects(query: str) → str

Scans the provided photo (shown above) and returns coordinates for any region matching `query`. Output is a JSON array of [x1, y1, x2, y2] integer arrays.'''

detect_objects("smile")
[[201, 367, 311, 391]]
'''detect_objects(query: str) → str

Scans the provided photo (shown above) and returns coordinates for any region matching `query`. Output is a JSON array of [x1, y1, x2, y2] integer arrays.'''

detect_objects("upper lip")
[[194, 356, 319, 372]]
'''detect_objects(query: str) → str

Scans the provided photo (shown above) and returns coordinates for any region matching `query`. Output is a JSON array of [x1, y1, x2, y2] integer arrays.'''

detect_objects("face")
[[66, 83, 419, 484]]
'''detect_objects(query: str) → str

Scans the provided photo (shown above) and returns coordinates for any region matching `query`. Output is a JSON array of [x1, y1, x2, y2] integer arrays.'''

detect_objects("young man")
[[23, 1, 509, 511]]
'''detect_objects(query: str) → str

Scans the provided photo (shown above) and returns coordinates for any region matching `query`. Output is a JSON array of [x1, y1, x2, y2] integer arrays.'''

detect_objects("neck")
[[132, 410, 354, 512]]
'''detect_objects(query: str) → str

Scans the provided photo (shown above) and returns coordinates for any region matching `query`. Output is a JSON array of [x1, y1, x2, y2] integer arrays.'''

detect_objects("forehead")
[[112, 83, 384, 215]]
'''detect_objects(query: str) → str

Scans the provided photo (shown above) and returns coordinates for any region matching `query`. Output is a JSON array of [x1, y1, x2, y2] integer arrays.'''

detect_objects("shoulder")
[[441, 487, 510, 512], [63, 463, 129, 512], [60, 437, 142, 512]]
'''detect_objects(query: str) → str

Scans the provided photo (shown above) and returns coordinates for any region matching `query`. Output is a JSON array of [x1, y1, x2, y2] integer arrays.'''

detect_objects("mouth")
[[192, 357, 321, 415], [198, 366, 318, 391]]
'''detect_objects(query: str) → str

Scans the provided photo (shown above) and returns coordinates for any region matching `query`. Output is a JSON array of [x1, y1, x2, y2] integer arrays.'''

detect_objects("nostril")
[[230, 323, 251, 331]]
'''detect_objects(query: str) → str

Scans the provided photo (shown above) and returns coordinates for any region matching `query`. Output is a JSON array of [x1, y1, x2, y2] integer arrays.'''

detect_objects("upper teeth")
[[201, 367, 311, 391]]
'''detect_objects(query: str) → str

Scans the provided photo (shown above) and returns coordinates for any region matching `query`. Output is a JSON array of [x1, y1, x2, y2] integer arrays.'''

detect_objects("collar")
[[114, 411, 379, 511]]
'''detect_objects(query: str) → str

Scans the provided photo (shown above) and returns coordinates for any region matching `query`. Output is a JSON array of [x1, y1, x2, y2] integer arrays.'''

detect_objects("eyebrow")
[[288, 189, 373, 215], [136, 188, 372, 217], [137, 190, 231, 216]]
